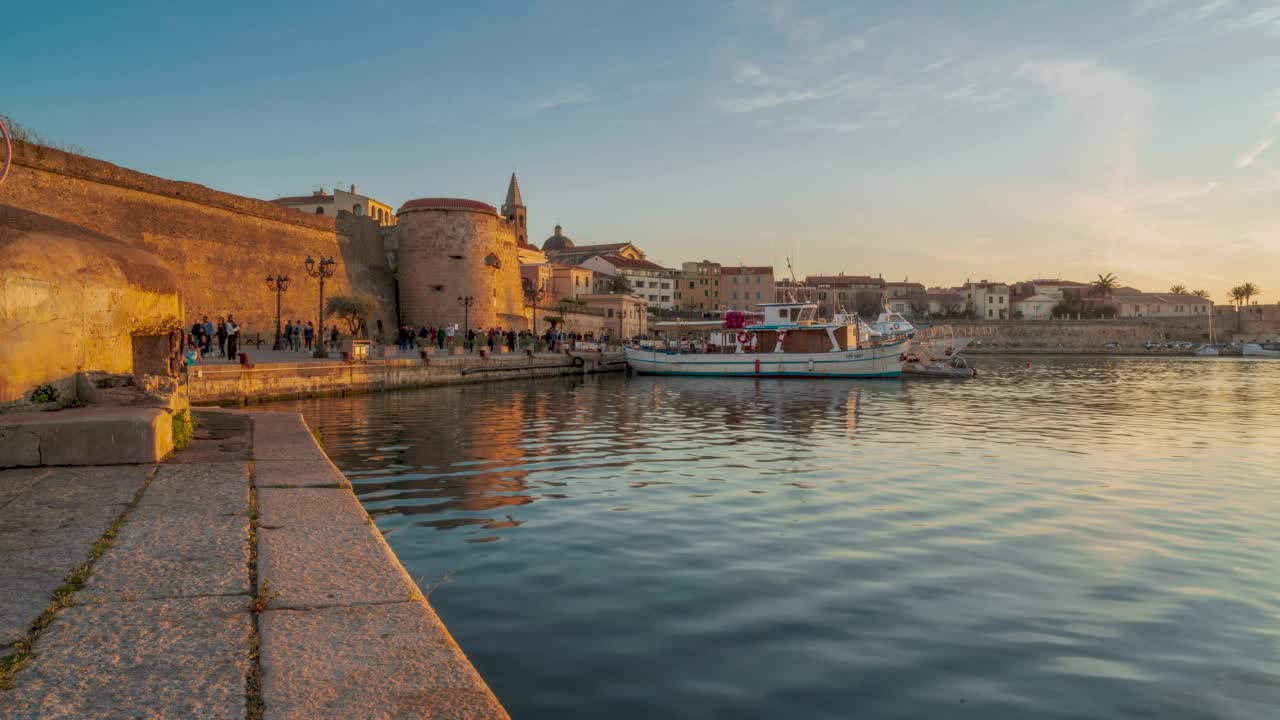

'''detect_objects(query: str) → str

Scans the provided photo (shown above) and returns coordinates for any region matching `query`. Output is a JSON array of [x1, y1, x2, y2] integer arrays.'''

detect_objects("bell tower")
[[502, 173, 528, 247]]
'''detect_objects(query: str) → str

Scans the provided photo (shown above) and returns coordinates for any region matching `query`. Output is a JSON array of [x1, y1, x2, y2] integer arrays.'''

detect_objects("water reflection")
[[264, 358, 1280, 720]]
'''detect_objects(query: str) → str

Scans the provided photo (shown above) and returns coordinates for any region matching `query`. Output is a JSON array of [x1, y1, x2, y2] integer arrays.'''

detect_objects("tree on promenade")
[[1169, 284, 1187, 294], [1239, 282, 1261, 306], [1191, 289, 1210, 299], [326, 294, 373, 337]]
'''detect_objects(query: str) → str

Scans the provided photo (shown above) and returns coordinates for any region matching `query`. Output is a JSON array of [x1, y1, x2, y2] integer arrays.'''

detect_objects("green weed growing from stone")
[[172, 409, 194, 450]]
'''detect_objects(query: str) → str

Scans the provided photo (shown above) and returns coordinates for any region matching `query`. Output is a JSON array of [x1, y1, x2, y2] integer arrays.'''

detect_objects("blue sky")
[[5, 0, 1280, 298]]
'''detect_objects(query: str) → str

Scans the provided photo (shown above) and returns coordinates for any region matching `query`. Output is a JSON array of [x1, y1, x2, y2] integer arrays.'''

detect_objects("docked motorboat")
[[864, 308, 972, 358], [902, 354, 976, 379], [625, 302, 908, 378], [1242, 342, 1280, 358]]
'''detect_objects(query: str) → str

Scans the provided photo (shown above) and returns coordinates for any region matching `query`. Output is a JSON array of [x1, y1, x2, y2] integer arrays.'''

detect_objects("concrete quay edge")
[[248, 411, 510, 719], [191, 349, 625, 406]]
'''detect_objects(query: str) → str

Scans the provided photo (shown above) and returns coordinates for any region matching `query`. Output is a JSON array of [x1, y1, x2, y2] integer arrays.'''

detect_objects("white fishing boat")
[[866, 308, 972, 358], [625, 302, 907, 378], [1242, 342, 1280, 358]]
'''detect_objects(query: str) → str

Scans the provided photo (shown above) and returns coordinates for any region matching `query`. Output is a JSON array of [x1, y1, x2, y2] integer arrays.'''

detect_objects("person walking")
[[304, 322, 315, 351], [445, 324, 455, 350], [283, 320, 293, 354], [293, 321, 302, 352], [436, 326, 445, 350], [330, 325, 340, 352], [225, 315, 240, 361]]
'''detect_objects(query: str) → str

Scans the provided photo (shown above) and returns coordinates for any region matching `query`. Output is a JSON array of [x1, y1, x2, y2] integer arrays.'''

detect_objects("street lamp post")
[[305, 255, 337, 358], [529, 281, 546, 352], [457, 296, 475, 352], [265, 274, 290, 350]]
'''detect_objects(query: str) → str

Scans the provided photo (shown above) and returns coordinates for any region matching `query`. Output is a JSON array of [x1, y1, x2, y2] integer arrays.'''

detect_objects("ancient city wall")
[[396, 205, 523, 330], [1, 142, 396, 342]]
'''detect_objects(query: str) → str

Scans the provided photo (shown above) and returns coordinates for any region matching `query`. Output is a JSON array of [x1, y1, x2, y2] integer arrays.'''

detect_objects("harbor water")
[[265, 356, 1280, 719]]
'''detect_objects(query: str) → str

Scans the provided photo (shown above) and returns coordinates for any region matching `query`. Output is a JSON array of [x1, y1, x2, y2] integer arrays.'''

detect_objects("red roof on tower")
[[398, 198, 497, 214]]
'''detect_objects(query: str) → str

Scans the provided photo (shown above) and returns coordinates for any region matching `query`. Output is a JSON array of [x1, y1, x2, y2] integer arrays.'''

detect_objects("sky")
[[5, 0, 1280, 300]]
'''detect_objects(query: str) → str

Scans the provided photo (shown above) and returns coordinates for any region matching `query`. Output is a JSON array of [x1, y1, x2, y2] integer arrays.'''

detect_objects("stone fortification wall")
[[0, 208, 183, 405], [946, 318, 1215, 350], [1, 142, 395, 341], [1216, 305, 1280, 341], [396, 203, 523, 330]]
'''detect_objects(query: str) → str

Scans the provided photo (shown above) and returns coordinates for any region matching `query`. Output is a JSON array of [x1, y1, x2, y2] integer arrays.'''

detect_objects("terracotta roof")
[[595, 254, 668, 271], [398, 198, 497, 214], [885, 281, 925, 287], [552, 242, 633, 254], [804, 275, 884, 287], [273, 194, 334, 205], [722, 266, 773, 275]]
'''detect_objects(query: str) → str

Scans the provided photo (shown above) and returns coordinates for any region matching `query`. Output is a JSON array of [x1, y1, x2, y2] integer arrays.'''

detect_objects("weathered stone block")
[[257, 487, 367, 528], [0, 596, 252, 720], [80, 514, 250, 603], [0, 407, 172, 467], [259, 602, 508, 720], [256, 522, 415, 610]]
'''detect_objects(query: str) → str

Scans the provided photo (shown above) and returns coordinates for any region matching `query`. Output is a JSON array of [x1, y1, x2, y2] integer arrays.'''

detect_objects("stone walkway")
[[0, 410, 507, 719]]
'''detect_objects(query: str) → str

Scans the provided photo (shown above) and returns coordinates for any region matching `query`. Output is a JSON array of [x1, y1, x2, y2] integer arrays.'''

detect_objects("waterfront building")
[[964, 281, 1010, 320], [272, 184, 397, 226], [582, 255, 675, 308], [1113, 293, 1212, 318], [1016, 293, 1058, 320], [676, 260, 723, 312], [579, 293, 650, 337], [722, 265, 775, 312], [541, 225, 645, 265], [799, 274, 887, 317]]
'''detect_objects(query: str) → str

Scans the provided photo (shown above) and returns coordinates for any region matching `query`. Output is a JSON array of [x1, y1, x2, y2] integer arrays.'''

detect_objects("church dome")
[[542, 224, 574, 251]]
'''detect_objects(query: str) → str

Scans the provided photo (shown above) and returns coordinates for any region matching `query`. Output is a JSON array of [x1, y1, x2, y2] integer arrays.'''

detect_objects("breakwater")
[[189, 351, 625, 405]]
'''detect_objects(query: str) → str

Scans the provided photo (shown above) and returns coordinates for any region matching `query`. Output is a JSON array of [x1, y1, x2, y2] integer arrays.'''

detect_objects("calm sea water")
[[263, 357, 1280, 719]]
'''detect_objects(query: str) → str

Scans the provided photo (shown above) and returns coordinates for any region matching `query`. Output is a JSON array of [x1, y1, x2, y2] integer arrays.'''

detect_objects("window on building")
[[661, 296, 669, 302], [353, 204, 363, 217], [608, 309, 614, 317], [315, 207, 325, 215], [988, 309, 994, 317]]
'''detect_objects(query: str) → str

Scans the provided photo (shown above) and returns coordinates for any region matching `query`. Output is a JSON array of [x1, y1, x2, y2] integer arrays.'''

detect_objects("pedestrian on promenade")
[[330, 325, 340, 351], [225, 315, 240, 361], [284, 320, 293, 352], [446, 324, 456, 350], [293, 321, 302, 352], [202, 315, 214, 354], [436, 326, 445, 350], [304, 322, 315, 351], [216, 317, 228, 357]]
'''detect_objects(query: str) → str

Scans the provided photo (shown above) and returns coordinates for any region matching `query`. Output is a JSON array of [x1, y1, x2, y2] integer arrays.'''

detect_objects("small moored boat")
[[625, 302, 908, 378], [1242, 342, 1280, 358]]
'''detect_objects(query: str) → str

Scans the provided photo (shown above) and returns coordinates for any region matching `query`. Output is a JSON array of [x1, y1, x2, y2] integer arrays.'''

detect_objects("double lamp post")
[[266, 256, 336, 357]]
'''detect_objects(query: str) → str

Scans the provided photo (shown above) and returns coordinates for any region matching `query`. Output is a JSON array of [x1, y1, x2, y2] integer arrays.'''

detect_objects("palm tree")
[[1092, 273, 1119, 297], [1191, 289, 1210, 299], [1239, 282, 1261, 306], [1168, 284, 1187, 294], [1229, 286, 1246, 309]]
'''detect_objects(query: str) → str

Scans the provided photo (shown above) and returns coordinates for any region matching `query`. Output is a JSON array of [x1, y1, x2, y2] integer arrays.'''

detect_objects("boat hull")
[[624, 342, 907, 378], [1242, 343, 1280, 358]]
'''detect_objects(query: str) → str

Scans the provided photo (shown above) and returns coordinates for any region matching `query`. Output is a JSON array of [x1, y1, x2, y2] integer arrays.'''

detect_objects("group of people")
[[186, 315, 240, 365], [282, 320, 341, 353], [393, 324, 608, 354]]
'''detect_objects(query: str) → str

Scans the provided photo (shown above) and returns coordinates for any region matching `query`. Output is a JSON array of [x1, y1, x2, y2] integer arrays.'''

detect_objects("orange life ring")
[[737, 331, 750, 344]]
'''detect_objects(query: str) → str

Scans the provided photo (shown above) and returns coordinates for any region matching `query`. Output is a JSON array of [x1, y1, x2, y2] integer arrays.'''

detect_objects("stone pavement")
[[0, 409, 508, 719]]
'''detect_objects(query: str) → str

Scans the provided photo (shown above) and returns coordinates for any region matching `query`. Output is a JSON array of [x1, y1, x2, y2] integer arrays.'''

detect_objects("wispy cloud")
[[520, 85, 591, 114], [1238, 137, 1274, 167]]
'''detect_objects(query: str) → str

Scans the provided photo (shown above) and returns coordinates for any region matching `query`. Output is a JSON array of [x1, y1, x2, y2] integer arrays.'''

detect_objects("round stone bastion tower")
[[396, 198, 524, 331]]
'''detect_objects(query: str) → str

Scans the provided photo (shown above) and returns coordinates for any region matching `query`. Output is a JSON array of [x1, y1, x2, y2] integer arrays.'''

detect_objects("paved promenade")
[[0, 410, 507, 719]]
